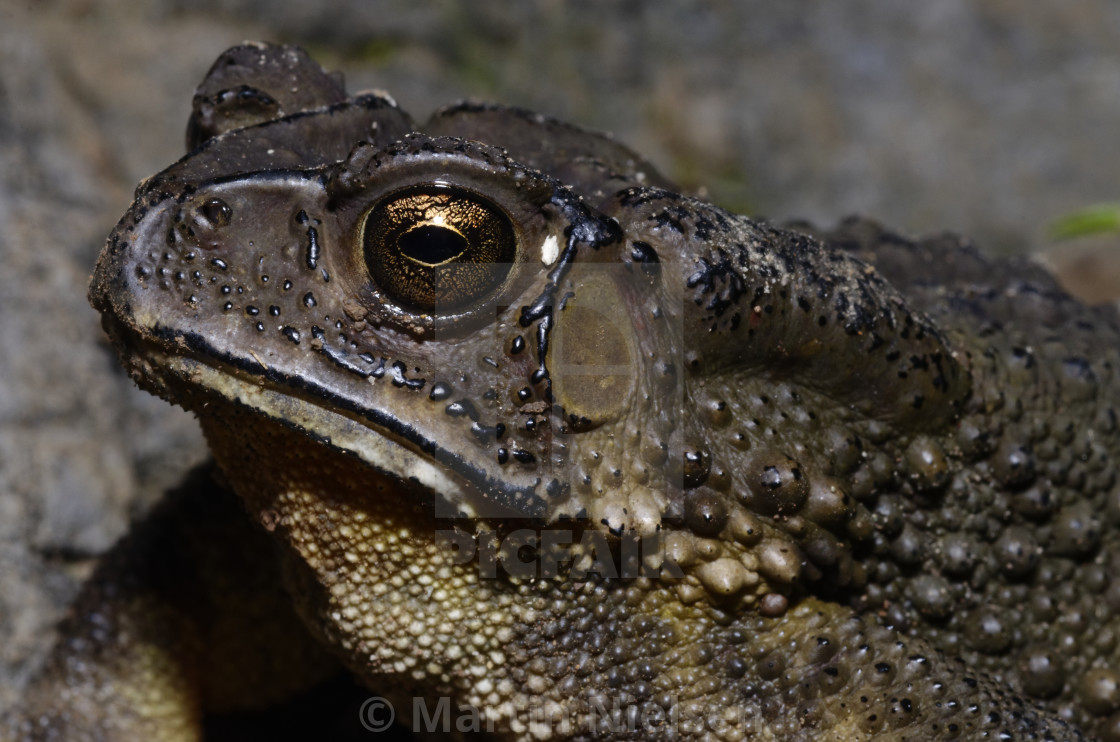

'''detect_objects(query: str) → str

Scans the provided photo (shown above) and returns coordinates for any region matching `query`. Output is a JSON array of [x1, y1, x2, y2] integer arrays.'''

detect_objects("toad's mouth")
[[99, 313, 550, 521]]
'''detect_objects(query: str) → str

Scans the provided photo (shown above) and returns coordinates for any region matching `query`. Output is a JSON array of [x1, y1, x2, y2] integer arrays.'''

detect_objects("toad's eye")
[[361, 184, 517, 313]]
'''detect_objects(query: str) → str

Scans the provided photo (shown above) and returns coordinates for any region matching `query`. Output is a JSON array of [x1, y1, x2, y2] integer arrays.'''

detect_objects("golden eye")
[[361, 185, 517, 312]]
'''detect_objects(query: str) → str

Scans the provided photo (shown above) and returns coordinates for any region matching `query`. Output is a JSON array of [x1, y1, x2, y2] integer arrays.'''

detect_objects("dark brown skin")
[[7, 42, 1120, 740]]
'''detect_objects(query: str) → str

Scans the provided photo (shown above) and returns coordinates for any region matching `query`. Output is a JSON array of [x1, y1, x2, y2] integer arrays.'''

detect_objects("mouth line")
[[107, 315, 551, 520]]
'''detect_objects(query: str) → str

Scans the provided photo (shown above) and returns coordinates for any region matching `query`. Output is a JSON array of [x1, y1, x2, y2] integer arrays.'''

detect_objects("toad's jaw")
[[102, 314, 500, 519]]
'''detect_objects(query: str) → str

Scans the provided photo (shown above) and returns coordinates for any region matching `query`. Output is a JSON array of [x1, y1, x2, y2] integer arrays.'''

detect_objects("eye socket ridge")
[[361, 183, 518, 314]]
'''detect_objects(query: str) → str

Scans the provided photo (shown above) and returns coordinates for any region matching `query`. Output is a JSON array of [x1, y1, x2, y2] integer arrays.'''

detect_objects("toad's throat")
[[113, 316, 551, 520]]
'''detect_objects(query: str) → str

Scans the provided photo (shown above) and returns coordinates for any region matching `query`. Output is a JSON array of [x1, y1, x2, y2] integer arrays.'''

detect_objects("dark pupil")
[[398, 224, 468, 265]]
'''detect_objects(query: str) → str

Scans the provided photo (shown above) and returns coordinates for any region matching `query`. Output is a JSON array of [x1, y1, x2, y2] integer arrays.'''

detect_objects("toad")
[[8, 43, 1118, 740]]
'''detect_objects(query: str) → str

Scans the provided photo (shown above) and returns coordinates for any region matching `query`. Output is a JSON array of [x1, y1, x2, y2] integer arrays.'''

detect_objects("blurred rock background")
[[3, 0, 1120, 708]]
